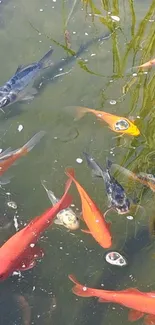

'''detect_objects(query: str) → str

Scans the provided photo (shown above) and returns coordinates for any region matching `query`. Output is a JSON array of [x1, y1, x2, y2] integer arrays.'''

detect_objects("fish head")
[[116, 199, 130, 214], [58, 208, 80, 230], [114, 119, 140, 136]]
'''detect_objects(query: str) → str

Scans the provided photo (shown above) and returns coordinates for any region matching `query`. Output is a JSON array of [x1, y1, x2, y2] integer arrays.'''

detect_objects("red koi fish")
[[0, 177, 72, 281], [65, 168, 112, 249], [69, 274, 155, 325], [0, 131, 45, 182]]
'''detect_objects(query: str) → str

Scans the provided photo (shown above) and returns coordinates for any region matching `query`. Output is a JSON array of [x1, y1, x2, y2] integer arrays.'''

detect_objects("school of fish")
[[0, 22, 154, 325]]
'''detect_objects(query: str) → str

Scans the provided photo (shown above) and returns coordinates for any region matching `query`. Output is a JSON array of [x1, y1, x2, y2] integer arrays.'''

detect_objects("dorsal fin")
[[15, 65, 25, 74]]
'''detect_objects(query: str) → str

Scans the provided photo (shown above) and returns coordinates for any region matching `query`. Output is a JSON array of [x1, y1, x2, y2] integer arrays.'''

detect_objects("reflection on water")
[[0, 0, 154, 324]]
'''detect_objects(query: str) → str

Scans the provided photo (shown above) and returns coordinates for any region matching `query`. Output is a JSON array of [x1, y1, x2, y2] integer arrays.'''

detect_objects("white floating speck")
[[144, 71, 148, 74], [54, 136, 58, 140], [53, 0, 56, 2], [30, 243, 35, 248], [17, 124, 23, 132], [33, 286, 36, 291], [137, 116, 140, 119], [132, 73, 137, 77], [0, 149, 2, 153], [85, 32, 88, 36], [84, 59, 88, 62], [7, 201, 17, 209], [127, 215, 133, 220], [76, 158, 83, 164], [39, 8, 44, 12], [91, 53, 96, 57], [83, 286, 87, 291], [111, 15, 120, 22], [13, 215, 19, 231], [110, 100, 117, 105], [73, 31, 76, 34]]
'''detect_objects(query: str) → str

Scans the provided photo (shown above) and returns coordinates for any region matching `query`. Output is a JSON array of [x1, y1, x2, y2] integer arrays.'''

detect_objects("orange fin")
[[68, 274, 93, 297], [98, 297, 111, 303], [65, 167, 75, 179], [144, 314, 155, 325], [122, 288, 143, 295], [15, 245, 44, 272], [81, 228, 91, 234], [128, 309, 144, 322]]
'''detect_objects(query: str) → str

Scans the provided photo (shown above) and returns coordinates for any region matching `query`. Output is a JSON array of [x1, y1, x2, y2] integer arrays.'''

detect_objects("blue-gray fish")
[[0, 49, 53, 109], [83, 152, 130, 214], [41, 180, 80, 230]]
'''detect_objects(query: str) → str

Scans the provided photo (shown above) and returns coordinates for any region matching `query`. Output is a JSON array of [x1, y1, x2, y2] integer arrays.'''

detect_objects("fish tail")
[[39, 48, 54, 69], [58, 174, 73, 210], [68, 274, 94, 297], [20, 131, 46, 154], [83, 152, 103, 178], [41, 180, 58, 205], [65, 167, 75, 180]]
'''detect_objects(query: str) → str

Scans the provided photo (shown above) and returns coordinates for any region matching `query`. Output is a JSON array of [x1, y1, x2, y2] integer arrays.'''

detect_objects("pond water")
[[0, 0, 155, 324]]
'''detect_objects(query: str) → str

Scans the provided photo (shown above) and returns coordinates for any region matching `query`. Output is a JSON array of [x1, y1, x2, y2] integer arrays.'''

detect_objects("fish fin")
[[41, 180, 58, 205], [68, 274, 93, 297], [74, 106, 89, 120], [0, 174, 14, 185], [0, 147, 12, 159], [83, 152, 103, 177], [39, 48, 54, 69], [144, 314, 155, 325], [92, 169, 102, 178], [59, 193, 73, 211], [15, 65, 25, 74], [122, 288, 142, 295], [98, 297, 111, 303], [65, 167, 75, 179], [128, 309, 144, 322], [21, 87, 38, 101], [20, 131, 46, 154], [15, 245, 44, 271], [54, 218, 63, 225], [81, 228, 91, 234]]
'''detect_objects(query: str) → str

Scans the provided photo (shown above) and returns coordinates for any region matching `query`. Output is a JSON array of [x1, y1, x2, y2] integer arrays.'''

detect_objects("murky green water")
[[0, 0, 155, 324]]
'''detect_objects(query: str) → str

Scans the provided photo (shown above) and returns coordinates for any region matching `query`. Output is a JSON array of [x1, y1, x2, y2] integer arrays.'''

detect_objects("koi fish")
[[69, 274, 155, 325], [0, 131, 45, 183], [0, 49, 53, 109], [83, 153, 130, 214], [0, 176, 72, 281], [70, 106, 140, 136], [41, 180, 80, 230], [136, 58, 155, 69], [65, 168, 112, 249], [111, 163, 155, 192]]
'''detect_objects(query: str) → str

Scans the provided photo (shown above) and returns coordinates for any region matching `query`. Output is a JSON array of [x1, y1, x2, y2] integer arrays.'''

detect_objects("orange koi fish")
[[65, 168, 112, 249], [0, 131, 45, 183], [112, 164, 155, 192], [0, 176, 72, 281], [69, 274, 155, 325], [137, 58, 155, 69], [72, 106, 140, 136]]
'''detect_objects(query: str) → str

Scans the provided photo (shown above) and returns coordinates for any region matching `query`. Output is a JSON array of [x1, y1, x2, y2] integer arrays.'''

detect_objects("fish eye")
[[114, 119, 129, 131]]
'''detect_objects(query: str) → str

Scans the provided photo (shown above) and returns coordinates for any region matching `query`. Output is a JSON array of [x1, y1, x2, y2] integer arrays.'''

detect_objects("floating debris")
[[17, 124, 24, 132], [7, 201, 17, 209], [76, 158, 83, 164], [105, 251, 128, 267]]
